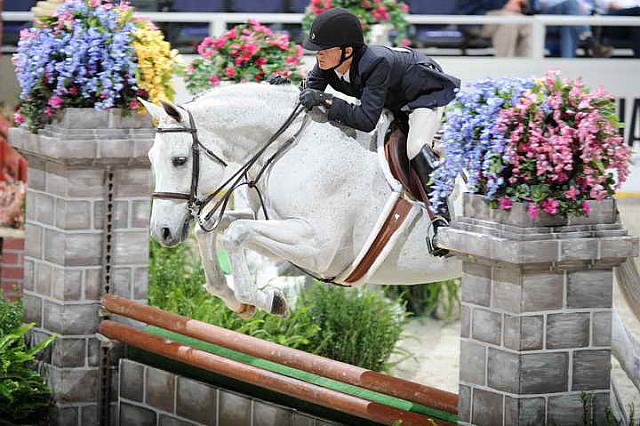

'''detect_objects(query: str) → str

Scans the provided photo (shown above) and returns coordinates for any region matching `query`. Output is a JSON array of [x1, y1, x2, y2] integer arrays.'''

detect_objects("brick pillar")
[[0, 235, 25, 301], [439, 193, 639, 426], [9, 108, 154, 426]]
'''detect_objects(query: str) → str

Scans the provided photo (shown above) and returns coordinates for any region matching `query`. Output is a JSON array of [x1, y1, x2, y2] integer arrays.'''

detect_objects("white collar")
[[334, 68, 350, 83]]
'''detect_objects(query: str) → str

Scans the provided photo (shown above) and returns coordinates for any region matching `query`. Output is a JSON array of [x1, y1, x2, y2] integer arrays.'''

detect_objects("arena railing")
[[2, 11, 640, 59]]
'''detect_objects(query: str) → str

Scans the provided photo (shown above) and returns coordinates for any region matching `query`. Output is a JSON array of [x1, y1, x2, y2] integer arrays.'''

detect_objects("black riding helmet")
[[303, 7, 365, 51]]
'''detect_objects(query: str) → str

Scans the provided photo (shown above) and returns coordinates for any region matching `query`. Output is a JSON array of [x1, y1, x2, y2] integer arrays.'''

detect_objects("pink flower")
[[372, 5, 390, 21], [589, 184, 608, 201], [209, 75, 220, 85], [225, 66, 237, 78], [582, 201, 592, 215], [48, 95, 64, 109], [89, 0, 101, 7], [401, 3, 410, 12], [564, 186, 580, 200], [498, 197, 513, 210], [528, 203, 539, 219], [256, 57, 267, 66], [68, 86, 78, 95], [401, 38, 411, 47], [128, 99, 139, 110], [44, 107, 55, 117], [13, 113, 25, 124], [541, 198, 559, 215]]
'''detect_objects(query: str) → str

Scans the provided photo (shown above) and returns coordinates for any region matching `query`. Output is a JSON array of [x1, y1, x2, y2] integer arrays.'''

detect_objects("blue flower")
[[430, 77, 534, 210], [13, 0, 140, 131]]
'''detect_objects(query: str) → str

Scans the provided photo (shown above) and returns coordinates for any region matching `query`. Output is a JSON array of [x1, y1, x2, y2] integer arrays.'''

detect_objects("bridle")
[[150, 99, 355, 287], [151, 102, 307, 233], [152, 108, 228, 219]]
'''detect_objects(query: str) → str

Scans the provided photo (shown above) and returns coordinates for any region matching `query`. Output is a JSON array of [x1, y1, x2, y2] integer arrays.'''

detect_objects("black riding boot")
[[410, 145, 451, 257]]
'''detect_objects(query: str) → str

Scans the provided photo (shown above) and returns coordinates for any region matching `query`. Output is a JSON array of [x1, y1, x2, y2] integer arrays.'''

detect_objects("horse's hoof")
[[235, 304, 256, 319], [270, 291, 289, 318]]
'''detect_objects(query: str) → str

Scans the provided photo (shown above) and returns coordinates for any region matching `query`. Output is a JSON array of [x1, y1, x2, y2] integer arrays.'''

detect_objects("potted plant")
[[302, 0, 411, 47], [183, 19, 305, 95], [12, 0, 180, 133], [431, 71, 631, 223]]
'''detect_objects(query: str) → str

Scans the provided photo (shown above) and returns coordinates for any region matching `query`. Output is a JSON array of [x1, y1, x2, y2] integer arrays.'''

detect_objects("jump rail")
[[100, 294, 458, 425]]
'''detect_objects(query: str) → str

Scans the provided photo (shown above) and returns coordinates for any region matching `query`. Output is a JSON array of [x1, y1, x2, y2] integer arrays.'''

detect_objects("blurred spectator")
[[535, 0, 613, 57], [457, 0, 533, 56], [591, 0, 640, 57]]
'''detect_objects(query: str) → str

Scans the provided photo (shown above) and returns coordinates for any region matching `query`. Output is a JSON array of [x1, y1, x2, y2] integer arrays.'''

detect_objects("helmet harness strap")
[[325, 46, 354, 71]]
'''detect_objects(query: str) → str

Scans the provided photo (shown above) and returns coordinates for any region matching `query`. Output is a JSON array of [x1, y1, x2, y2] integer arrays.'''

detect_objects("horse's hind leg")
[[222, 218, 323, 316]]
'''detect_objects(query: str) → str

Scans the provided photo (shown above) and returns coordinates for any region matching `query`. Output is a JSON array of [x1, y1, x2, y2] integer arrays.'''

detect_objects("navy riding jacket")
[[306, 45, 461, 132]]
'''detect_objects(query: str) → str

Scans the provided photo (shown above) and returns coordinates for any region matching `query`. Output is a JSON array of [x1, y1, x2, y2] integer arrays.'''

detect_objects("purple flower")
[[14, 0, 139, 131], [430, 77, 534, 210]]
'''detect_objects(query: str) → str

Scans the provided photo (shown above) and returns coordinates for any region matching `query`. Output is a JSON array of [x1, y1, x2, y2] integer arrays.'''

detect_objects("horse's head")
[[140, 98, 228, 247]]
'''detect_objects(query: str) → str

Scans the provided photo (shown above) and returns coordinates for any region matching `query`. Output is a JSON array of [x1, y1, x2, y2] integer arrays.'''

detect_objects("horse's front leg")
[[193, 208, 255, 318], [221, 218, 323, 316], [194, 224, 251, 314]]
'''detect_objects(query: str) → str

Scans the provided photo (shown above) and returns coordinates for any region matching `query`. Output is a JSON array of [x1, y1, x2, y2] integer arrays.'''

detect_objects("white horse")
[[142, 83, 463, 317]]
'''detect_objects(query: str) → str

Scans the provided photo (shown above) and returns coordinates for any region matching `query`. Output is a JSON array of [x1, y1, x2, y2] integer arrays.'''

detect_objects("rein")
[[152, 102, 307, 232], [151, 101, 350, 287]]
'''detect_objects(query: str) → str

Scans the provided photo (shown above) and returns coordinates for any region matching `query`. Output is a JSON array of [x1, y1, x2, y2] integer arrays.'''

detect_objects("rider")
[[299, 7, 461, 255]]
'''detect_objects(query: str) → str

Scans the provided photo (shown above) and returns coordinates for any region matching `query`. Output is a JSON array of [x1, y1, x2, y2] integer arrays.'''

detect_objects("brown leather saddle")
[[383, 125, 431, 205]]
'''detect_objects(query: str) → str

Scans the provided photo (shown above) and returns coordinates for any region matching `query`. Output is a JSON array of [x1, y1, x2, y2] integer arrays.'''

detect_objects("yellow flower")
[[131, 19, 181, 110]]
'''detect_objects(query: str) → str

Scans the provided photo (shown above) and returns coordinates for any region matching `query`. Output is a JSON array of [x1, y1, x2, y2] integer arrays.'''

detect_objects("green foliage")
[[302, 0, 411, 46], [149, 239, 407, 371], [384, 280, 460, 320], [0, 295, 55, 425], [579, 392, 637, 426], [297, 284, 407, 372], [0, 292, 23, 337], [148, 239, 320, 350]]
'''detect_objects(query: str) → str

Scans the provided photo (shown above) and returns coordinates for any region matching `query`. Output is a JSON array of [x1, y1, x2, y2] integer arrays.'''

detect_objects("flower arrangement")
[[131, 17, 179, 109], [13, 0, 180, 132], [431, 71, 631, 218], [302, 0, 411, 47], [184, 20, 304, 95]]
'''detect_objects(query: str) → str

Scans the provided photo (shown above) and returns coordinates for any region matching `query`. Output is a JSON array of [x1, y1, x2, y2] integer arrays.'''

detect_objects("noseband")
[[151, 102, 307, 232]]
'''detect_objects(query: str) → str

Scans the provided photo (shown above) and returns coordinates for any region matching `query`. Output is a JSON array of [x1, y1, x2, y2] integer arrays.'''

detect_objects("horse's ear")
[[138, 97, 166, 122], [161, 100, 184, 123]]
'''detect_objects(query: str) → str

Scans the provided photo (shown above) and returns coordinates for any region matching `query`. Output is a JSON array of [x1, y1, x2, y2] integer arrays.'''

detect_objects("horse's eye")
[[172, 156, 187, 167]]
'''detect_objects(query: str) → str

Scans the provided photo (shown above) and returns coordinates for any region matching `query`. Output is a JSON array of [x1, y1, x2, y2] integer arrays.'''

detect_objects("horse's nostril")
[[161, 227, 171, 241]]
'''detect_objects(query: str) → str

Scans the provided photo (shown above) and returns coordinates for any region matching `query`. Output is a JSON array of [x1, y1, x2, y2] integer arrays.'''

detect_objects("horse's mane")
[[186, 82, 299, 106]]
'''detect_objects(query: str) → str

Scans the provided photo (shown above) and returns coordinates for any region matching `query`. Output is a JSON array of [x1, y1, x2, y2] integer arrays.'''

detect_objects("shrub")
[[298, 284, 406, 371], [384, 280, 460, 320], [148, 239, 320, 350], [0, 295, 55, 425], [302, 0, 411, 47], [184, 20, 304, 95], [0, 292, 23, 336], [149, 239, 406, 371]]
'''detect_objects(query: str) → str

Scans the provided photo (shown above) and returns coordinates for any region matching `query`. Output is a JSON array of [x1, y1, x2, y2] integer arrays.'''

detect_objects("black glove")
[[299, 88, 333, 110], [265, 74, 291, 85]]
